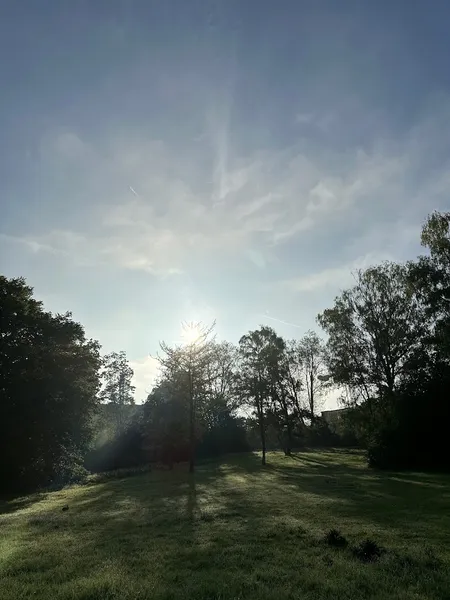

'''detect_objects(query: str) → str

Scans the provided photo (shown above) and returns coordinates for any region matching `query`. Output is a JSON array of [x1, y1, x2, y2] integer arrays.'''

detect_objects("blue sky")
[[1, 1, 450, 404]]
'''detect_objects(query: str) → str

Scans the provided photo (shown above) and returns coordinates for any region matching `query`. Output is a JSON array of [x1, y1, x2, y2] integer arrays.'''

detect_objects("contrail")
[[129, 186, 139, 197], [259, 314, 303, 329]]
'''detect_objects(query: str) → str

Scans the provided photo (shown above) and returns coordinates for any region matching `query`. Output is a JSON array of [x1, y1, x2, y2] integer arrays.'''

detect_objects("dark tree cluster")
[[2, 212, 449, 493], [0, 276, 101, 491], [319, 212, 450, 470], [125, 322, 336, 472]]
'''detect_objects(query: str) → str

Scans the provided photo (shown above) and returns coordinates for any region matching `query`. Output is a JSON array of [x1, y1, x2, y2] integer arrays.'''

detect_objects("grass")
[[1, 450, 450, 600]]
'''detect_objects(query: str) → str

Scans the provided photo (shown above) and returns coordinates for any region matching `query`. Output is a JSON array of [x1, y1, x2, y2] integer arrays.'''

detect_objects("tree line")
[[86, 323, 333, 475], [1, 211, 449, 492]]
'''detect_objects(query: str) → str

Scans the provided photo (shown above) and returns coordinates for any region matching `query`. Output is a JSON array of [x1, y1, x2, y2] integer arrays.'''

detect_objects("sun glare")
[[181, 322, 202, 345]]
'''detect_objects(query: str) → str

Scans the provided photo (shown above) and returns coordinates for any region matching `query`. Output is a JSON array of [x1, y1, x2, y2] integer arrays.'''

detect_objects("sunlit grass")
[[1, 450, 449, 599]]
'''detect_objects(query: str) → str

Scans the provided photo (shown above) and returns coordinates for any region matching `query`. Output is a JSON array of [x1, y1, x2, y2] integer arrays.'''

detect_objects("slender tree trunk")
[[261, 427, 266, 465], [188, 366, 195, 473], [286, 419, 293, 455], [282, 392, 293, 455], [279, 397, 292, 456], [257, 397, 266, 465], [289, 371, 305, 427], [309, 369, 314, 417]]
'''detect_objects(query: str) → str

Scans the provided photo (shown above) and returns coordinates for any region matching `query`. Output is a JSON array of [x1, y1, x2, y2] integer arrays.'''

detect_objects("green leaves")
[[0, 275, 101, 491], [99, 351, 136, 434], [318, 262, 427, 403]]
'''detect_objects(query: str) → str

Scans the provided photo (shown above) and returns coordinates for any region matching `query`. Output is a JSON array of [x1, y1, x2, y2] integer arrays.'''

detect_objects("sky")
[[1, 1, 450, 406]]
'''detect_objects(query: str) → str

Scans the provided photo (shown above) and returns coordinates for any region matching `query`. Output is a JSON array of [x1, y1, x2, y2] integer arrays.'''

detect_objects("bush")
[[196, 415, 250, 458], [352, 538, 383, 562], [323, 529, 348, 548], [305, 418, 340, 447], [367, 428, 402, 469], [53, 453, 89, 486]]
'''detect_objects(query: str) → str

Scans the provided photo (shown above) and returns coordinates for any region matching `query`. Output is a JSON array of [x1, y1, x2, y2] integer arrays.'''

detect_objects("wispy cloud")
[[0, 233, 69, 256], [25, 130, 409, 274], [7, 97, 450, 284], [284, 252, 392, 293]]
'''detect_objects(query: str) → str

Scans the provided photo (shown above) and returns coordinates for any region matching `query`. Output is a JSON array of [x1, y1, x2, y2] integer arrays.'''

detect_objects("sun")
[[181, 322, 202, 345]]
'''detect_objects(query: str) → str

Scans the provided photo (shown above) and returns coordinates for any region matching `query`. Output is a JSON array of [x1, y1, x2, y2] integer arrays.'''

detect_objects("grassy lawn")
[[1, 450, 449, 600]]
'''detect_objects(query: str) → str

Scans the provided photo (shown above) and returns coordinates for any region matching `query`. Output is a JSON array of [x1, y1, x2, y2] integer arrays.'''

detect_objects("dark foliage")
[[323, 528, 348, 548], [352, 539, 383, 562], [196, 413, 251, 458], [84, 419, 145, 473], [304, 417, 340, 448], [86, 391, 251, 474], [368, 364, 450, 471], [0, 276, 101, 492], [318, 213, 450, 471]]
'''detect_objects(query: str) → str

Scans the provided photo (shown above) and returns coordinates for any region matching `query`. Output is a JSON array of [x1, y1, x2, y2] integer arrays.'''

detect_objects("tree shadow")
[[187, 474, 197, 523], [2, 450, 450, 599], [0, 490, 47, 516], [261, 451, 450, 540], [290, 453, 328, 467]]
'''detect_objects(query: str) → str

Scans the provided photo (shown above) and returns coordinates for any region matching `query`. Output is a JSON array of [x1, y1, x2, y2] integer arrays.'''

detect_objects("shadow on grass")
[[2, 450, 450, 599], [0, 490, 47, 516]]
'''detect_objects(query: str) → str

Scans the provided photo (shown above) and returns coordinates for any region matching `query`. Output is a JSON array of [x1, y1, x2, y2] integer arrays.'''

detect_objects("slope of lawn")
[[1, 450, 449, 600]]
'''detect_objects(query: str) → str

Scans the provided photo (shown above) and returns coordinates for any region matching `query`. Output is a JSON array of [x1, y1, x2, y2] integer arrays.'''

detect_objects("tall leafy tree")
[[421, 210, 450, 266], [237, 326, 287, 463], [143, 379, 190, 467], [100, 351, 135, 434], [409, 211, 450, 357], [0, 276, 101, 491], [318, 262, 428, 413], [158, 321, 216, 472], [282, 341, 305, 425], [317, 259, 446, 468]]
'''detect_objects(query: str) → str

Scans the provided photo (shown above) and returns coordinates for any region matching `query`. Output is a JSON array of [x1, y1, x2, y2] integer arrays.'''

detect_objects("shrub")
[[51, 448, 89, 488], [352, 538, 383, 562], [323, 529, 348, 548]]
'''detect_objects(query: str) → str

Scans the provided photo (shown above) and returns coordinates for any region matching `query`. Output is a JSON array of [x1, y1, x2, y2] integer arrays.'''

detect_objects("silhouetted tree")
[[318, 262, 428, 412], [158, 322, 216, 472], [143, 379, 189, 468], [237, 326, 289, 463], [298, 331, 329, 417], [287, 332, 330, 420], [317, 220, 450, 469], [0, 276, 101, 491]]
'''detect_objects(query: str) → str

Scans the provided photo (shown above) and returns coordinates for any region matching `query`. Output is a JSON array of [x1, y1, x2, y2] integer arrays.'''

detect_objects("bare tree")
[[296, 331, 329, 419]]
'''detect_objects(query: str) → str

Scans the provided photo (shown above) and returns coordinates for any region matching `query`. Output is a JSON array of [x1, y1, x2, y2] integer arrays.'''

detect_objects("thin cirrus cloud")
[[3, 102, 450, 314], [16, 115, 434, 281], [284, 252, 392, 294]]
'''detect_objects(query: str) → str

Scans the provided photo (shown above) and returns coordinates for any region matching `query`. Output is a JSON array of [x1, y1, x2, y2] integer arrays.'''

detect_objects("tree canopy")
[[0, 276, 101, 491]]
